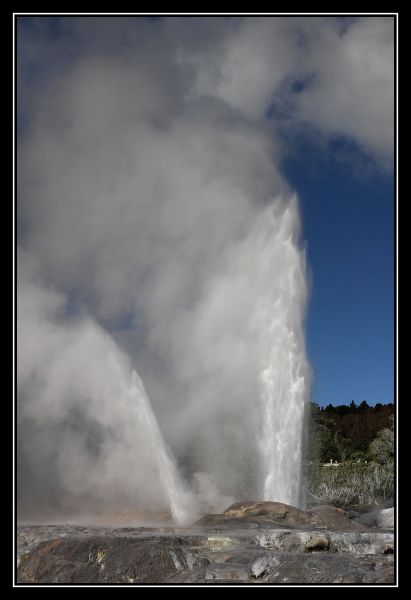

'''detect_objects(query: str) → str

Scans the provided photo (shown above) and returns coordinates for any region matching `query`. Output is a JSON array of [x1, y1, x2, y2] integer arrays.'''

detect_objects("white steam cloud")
[[17, 16, 393, 522]]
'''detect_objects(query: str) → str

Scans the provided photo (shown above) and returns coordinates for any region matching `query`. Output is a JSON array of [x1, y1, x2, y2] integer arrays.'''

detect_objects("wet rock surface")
[[17, 502, 395, 584], [194, 501, 372, 532], [223, 501, 313, 526]]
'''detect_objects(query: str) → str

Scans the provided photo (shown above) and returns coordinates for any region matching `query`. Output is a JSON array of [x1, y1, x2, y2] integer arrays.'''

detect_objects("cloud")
[[176, 17, 300, 119], [292, 17, 394, 166], [16, 16, 393, 519], [170, 16, 394, 164]]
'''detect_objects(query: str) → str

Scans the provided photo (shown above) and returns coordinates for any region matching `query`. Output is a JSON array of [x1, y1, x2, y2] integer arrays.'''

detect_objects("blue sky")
[[283, 139, 394, 407]]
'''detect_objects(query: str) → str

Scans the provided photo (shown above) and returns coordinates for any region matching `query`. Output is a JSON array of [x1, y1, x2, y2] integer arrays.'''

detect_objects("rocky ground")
[[16, 501, 395, 585]]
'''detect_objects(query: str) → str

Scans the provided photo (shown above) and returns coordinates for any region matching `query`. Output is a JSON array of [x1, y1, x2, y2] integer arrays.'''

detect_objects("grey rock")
[[251, 555, 281, 578], [356, 509, 380, 528], [250, 552, 393, 584], [253, 529, 393, 555], [305, 532, 330, 551], [326, 531, 394, 555], [205, 566, 250, 581], [194, 502, 371, 532], [377, 508, 394, 529], [308, 505, 369, 531], [16, 519, 395, 584], [223, 500, 313, 527]]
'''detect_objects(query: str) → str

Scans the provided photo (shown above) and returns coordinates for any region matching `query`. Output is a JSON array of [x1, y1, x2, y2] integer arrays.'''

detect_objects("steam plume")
[[17, 16, 393, 521]]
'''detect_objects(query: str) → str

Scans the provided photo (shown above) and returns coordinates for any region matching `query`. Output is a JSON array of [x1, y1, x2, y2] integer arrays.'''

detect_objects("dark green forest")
[[306, 401, 394, 463]]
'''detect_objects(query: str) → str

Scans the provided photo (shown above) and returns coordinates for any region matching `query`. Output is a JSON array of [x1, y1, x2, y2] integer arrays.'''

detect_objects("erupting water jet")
[[130, 370, 194, 524]]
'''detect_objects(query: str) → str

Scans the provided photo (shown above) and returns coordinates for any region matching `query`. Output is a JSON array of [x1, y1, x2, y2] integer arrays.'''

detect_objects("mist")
[[17, 16, 394, 522]]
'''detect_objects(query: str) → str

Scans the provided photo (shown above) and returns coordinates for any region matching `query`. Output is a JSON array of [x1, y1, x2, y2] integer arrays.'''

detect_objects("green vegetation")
[[305, 461, 394, 507], [304, 402, 394, 507], [369, 415, 394, 464], [305, 401, 394, 464]]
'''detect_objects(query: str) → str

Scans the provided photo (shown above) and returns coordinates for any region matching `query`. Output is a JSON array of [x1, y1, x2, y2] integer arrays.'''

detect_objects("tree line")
[[306, 401, 394, 463]]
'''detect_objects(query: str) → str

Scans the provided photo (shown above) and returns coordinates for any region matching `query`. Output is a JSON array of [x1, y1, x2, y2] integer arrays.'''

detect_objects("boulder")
[[308, 505, 369, 531], [344, 503, 395, 529], [305, 533, 330, 550], [355, 509, 380, 528], [194, 501, 369, 531], [223, 501, 313, 527]]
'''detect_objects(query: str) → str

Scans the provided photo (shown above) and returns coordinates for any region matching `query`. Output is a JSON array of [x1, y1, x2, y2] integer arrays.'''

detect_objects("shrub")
[[369, 416, 394, 465], [305, 461, 394, 507]]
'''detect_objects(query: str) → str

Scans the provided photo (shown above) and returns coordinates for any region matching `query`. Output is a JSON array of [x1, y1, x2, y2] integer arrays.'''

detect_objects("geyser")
[[130, 370, 194, 524], [254, 203, 308, 505], [17, 17, 312, 523]]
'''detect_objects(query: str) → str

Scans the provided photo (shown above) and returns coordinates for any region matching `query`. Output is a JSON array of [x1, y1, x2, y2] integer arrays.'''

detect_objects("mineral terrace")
[[16, 501, 395, 584]]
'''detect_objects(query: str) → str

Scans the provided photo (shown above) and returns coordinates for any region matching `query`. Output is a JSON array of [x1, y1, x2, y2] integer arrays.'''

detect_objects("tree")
[[358, 400, 370, 413], [369, 416, 394, 465], [336, 437, 353, 462], [306, 403, 337, 463]]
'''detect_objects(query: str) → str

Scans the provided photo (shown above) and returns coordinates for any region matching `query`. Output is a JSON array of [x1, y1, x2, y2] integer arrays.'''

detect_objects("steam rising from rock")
[[17, 17, 392, 522]]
